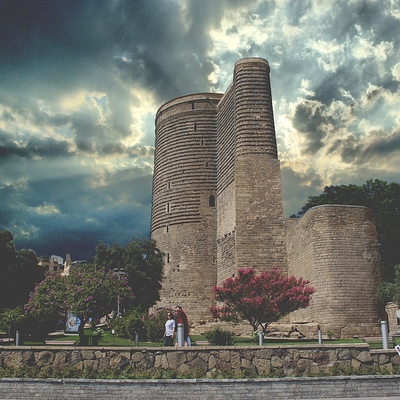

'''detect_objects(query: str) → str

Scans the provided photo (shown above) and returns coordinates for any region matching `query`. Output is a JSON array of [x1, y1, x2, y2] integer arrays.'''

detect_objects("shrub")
[[205, 327, 235, 346], [111, 309, 144, 340], [143, 307, 175, 342]]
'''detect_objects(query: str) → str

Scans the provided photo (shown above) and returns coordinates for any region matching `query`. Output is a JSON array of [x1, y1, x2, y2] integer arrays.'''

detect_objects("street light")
[[114, 267, 125, 317]]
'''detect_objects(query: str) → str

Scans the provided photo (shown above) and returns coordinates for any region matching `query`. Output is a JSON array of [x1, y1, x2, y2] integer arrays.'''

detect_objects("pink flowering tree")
[[25, 268, 134, 338], [210, 267, 315, 334]]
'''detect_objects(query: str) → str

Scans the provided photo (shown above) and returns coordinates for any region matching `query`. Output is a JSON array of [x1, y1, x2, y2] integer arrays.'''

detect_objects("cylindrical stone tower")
[[151, 93, 223, 322], [216, 57, 287, 284]]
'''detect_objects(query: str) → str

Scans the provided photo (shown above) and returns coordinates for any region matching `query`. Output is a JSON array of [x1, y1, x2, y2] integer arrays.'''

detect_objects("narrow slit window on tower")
[[201, 138, 204, 145], [191, 101, 194, 110], [166, 202, 170, 213], [166, 253, 170, 263], [205, 161, 209, 167], [167, 182, 171, 189], [165, 225, 169, 233], [194, 122, 197, 131], [209, 195, 215, 207]]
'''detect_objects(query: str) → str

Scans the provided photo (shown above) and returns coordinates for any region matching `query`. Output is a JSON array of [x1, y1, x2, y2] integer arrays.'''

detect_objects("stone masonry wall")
[[287, 205, 382, 338], [1, 344, 400, 376], [216, 83, 237, 283]]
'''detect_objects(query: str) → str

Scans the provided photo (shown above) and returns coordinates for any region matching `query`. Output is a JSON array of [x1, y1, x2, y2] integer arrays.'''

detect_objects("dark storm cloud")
[[328, 129, 400, 164], [280, 166, 324, 216], [0, 159, 153, 259], [0, 130, 70, 159], [1, 0, 399, 259], [292, 101, 331, 154], [361, 130, 400, 161]]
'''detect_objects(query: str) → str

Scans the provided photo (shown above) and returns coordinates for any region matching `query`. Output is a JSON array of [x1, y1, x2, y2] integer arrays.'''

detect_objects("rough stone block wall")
[[386, 302, 399, 335], [287, 205, 382, 338], [235, 156, 287, 274], [216, 230, 236, 285], [216, 84, 236, 194], [2, 344, 400, 376], [216, 85, 237, 282]]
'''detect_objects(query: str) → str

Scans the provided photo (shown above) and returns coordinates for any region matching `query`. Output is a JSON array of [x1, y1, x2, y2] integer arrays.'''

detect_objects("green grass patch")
[[2, 327, 386, 348]]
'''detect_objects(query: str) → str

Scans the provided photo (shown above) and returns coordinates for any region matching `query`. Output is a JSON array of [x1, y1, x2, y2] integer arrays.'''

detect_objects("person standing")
[[163, 311, 175, 346], [175, 306, 190, 347]]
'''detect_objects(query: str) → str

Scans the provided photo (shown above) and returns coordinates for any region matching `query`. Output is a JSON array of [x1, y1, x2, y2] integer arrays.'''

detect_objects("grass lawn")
[[7, 327, 370, 347]]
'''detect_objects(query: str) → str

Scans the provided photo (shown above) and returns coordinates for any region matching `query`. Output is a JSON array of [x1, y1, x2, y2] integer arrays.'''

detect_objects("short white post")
[[258, 331, 263, 346], [177, 323, 184, 347], [381, 320, 389, 350], [318, 329, 322, 345]]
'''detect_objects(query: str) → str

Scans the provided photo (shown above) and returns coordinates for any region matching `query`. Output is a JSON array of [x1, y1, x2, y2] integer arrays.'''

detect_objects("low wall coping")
[[0, 343, 374, 351]]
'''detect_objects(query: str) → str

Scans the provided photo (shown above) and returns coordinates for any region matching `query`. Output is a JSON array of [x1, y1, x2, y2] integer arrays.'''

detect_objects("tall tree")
[[92, 238, 164, 312], [123, 238, 164, 311], [211, 267, 315, 334], [93, 241, 124, 271], [295, 179, 400, 282], [0, 230, 45, 311]]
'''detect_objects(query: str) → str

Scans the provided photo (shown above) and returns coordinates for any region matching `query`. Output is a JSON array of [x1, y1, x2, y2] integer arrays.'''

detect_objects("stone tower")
[[216, 58, 287, 285], [151, 93, 223, 320], [151, 57, 382, 337]]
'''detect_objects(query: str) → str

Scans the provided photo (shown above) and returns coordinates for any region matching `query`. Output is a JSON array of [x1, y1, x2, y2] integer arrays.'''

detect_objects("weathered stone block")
[[165, 351, 186, 369], [187, 356, 207, 371], [35, 351, 55, 367], [356, 351, 373, 363]]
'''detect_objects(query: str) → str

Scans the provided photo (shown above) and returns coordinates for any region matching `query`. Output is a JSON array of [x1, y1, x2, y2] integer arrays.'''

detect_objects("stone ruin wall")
[[152, 93, 222, 321], [287, 205, 382, 338]]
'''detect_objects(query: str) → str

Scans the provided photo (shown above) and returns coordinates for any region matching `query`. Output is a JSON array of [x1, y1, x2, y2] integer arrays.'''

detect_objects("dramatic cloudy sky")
[[1, 0, 399, 260]]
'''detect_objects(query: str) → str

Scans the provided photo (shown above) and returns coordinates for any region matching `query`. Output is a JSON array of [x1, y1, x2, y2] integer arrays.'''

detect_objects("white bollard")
[[258, 331, 263, 346], [318, 329, 322, 345], [381, 320, 389, 350], [177, 323, 185, 347]]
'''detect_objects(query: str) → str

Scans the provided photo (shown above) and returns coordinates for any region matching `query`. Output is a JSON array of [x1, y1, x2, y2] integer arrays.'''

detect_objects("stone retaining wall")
[[1, 344, 400, 376]]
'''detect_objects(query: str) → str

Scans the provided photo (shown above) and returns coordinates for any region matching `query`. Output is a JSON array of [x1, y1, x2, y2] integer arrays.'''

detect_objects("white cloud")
[[299, 79, 315, 96], [305, 39, 344, 73], [33, 204, 60, 215]]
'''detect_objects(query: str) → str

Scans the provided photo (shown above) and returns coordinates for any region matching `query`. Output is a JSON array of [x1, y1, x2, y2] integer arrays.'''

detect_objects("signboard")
[[65, 311, 80, 334]]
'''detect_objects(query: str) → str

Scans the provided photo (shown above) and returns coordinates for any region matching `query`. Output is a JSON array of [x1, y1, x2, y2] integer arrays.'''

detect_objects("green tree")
[[390, 266, 400, 307], [92, 238, 164, 312], [93, 242, 124, 271], [123, 239, 164, 311], [25, 268, 134, 339], [0, 306, 25, 337], [0, 230, 45, 311], [296, 179, 400, 282]]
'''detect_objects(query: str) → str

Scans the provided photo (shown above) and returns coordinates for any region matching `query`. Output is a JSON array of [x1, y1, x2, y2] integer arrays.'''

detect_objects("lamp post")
[[114, 267, 125, 317]]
